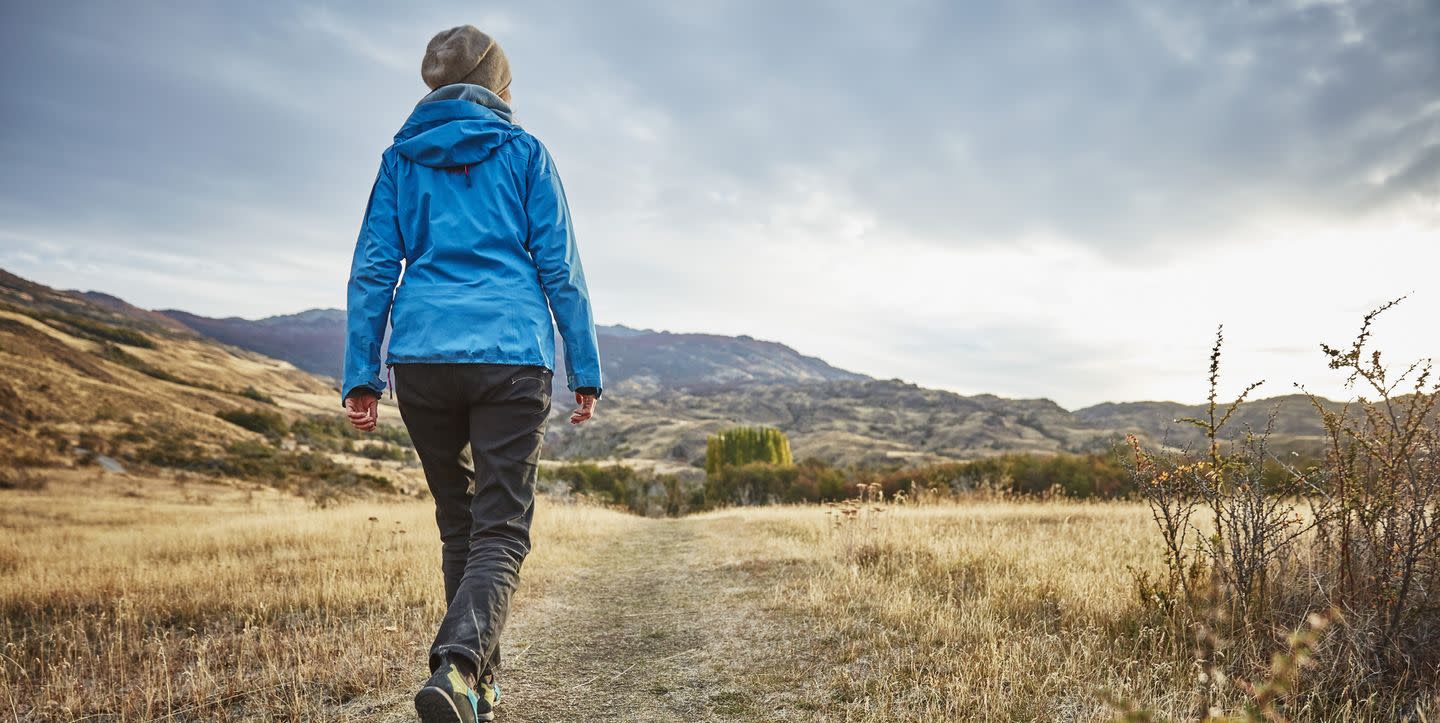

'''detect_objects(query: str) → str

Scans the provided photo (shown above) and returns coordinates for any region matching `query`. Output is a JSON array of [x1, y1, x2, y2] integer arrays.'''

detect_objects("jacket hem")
[[385, 354, 553, 368]]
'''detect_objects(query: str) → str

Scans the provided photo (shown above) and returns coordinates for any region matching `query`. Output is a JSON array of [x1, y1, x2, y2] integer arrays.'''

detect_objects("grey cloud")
[[513, 0, 1440, 254], [0, 0, 1435, 379], [4, 0, 1433, 263]]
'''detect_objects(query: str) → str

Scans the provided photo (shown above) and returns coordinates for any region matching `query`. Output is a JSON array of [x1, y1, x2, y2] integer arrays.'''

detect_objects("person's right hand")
[[345, 392, 380, 432], [570, 393, 597, 425]]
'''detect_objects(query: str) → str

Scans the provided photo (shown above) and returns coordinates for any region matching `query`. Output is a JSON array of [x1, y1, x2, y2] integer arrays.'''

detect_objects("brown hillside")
[[0, 269, 418, 496]]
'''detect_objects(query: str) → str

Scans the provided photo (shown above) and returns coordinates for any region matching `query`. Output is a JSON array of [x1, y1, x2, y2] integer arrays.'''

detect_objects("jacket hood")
[[393, 83, 520, 168]]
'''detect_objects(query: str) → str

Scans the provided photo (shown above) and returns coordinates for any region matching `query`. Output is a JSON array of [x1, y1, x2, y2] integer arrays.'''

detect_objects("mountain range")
[[2, 267, 1341, 468], [152, 308, 867, 395]]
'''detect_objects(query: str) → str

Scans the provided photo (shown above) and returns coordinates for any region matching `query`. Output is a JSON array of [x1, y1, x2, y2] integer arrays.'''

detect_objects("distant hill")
[[1073, 394, 1345, 456], [1, 270, 334, 459], [148, 288, 1356, 464], [0, 269, 186, 338], [543, 378, 1119, 467], [2, 267, 1358, 470], [0, 269, 419, 496], [161, 308, 347, 381], [77, 291, 194, 334], [592, 325, 869, 395], [141, 302, 1124, 465], [157, 308, 870, 392]]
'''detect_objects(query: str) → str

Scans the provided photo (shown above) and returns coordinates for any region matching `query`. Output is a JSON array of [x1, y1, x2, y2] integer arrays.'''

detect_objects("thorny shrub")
[[1122, 301, 1438, 721]]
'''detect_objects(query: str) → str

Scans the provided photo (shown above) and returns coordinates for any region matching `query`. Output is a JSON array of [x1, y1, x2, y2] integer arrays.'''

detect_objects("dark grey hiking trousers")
[[392, 362, 553, 675]]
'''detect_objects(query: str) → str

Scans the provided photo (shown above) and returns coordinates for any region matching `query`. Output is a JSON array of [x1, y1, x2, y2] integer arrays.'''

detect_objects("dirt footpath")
[[380, 515, 825, 722]]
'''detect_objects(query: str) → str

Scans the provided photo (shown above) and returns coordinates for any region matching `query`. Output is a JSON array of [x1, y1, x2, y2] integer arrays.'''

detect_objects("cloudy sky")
[[1, 0, 1436, 408]]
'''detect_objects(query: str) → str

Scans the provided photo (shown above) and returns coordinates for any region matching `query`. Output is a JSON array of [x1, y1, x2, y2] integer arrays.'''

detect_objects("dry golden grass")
[[0, 305, 350, 470], [7, 474, 1422, 721], [0, 470, 640, 721], [711, 501, 1436, 721], [696, 501, 1191, 721]]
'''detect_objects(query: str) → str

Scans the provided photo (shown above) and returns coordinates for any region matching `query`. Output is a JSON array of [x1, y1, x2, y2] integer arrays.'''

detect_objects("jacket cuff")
[[340, 381, 384, 406], [569, 374, 602, 396]]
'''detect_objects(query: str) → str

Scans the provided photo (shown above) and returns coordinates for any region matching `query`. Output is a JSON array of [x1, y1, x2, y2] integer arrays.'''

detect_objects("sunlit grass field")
[[6, 471, 1426, 721], [0, 471, 640, 721], [704, 501, 1185, 721]]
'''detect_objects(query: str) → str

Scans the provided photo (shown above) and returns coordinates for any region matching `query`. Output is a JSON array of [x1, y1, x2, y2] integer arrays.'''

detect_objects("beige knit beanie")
[[421, 26, 512, 94]]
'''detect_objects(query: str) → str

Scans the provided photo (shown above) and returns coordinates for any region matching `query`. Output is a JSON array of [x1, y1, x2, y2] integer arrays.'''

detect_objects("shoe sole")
[[414, 686, 495, 722]]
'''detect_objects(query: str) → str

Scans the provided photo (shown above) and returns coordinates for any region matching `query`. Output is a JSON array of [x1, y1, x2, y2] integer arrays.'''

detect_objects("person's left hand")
[[345, 392, 380, 432], [570, 393, 597, 425]]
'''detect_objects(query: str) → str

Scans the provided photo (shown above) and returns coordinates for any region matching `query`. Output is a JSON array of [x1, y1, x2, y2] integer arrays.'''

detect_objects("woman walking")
[[342, 25, 603, 723]]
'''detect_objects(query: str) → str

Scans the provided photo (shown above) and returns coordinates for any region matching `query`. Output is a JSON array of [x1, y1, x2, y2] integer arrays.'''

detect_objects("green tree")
[[704, 426, 793, 476], [216, 408, 288, 438], [704, 461, 800, 506]]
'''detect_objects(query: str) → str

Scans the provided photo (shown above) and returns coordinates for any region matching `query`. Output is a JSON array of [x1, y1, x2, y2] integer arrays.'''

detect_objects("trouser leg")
[[416, 364, 553, 675], [393, 365, 474, 621]]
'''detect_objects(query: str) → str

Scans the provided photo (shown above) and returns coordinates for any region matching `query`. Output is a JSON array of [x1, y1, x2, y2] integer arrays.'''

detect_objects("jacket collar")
[[417, 83, 514, 124]]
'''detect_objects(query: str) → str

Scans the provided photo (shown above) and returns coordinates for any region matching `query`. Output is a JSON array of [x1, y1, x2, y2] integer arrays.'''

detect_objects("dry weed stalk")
[[1122, 303, 1438, 720], [1127, 327, 1316, 620], [824, 483, 890, 563], [1306, 297, 1440, 671]]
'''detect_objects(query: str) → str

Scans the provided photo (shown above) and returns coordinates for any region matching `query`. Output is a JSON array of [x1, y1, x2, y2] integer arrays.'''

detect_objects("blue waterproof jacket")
[[342, 84, 602, 403]]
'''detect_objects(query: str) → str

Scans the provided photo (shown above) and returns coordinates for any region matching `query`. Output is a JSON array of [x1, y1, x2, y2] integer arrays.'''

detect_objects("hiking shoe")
[[479, 672, 501, 711], [414, 660, 492, 723]]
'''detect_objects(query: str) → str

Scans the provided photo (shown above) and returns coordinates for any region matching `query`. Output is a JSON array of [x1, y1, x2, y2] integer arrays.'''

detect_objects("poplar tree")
[[705, 426, 793, 476]]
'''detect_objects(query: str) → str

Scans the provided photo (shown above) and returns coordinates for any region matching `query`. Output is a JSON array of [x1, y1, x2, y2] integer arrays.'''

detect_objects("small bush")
[[238, 386, 275, 404], [541, 462, 638, 504], [874, 452, 1133, 500], [704, 461, 800, 506], [43, 313, 156, 348], [132, 436, 391, 495], [216, 408, 288, 437], [790, 457, 850, 502], [92, 403, 131, 423], [539, 462, 689, 515], [0, 466, 48, 491], [356, 443, 408, 462], [97, 344, 186, 384], [290, 414, 413, 451]]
